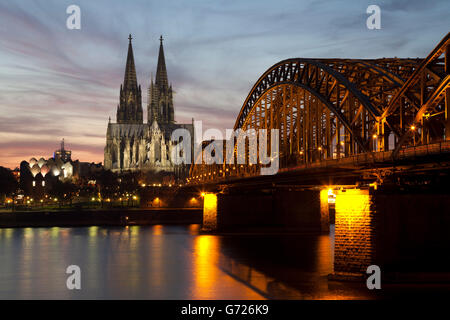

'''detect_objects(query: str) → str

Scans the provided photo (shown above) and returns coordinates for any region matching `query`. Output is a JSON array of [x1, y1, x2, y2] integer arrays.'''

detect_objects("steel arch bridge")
[[189, 33, 450, 183]]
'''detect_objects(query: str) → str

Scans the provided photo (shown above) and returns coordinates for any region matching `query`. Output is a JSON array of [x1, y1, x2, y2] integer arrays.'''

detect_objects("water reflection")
[[0, 224, 427, 299], [194, 235, 219, 291], [192, 235, 262, 299]]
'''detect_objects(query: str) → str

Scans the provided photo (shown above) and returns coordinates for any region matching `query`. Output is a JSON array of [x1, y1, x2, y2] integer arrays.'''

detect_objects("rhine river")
[[0, 224, 437, 300]]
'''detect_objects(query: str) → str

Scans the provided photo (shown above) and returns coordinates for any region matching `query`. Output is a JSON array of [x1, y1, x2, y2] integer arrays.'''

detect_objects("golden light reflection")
[[5, 228, 13, 239], [60, 228, 69, 239], [315, 234, 333, 276], [129, 226, 139, 249], [89, 226, 98, 237], [152, 225, 163, 235], [20, 228, 34, 294], [188, 224, 200, 235], [149, 225, 164, 290], [192, 236, 266, 299], [130, 226, 139, 235], [24, 228, 34, 239], [51, 227, 60, 238], [193, 235, 219, 297]]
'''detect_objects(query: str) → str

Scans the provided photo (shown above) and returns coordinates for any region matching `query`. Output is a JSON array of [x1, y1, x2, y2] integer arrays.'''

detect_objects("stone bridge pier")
[[334, 188, 450, 279], [203, 186, 450, 278]]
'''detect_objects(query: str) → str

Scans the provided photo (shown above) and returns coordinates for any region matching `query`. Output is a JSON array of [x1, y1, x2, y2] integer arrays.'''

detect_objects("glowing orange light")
[[324, 188, 336, 204], [411, 125, 416, 131], [203, 193, 218, 230], [369, 182, 378, 190]]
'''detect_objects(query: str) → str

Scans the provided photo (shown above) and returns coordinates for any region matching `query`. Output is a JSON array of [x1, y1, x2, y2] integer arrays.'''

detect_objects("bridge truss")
[[189, 33, 450, 183]]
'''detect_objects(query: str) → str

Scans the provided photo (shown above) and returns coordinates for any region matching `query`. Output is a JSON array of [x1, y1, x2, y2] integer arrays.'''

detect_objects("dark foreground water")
[[0, 224, 448, 299]]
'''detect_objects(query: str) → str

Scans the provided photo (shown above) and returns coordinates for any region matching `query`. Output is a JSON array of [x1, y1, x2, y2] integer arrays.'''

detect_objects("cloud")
[[0, 0, 449, 168]]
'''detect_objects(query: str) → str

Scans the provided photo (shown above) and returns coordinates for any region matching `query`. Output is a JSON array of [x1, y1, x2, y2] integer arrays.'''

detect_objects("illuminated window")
[[32, 181, 36, 187], [42, 181, 45, 187]]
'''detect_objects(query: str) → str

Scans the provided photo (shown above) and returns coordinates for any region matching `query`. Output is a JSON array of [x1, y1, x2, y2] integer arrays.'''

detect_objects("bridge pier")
[[202, 193, 218, 231], [202, 188, 330, 233], [333, 187, 450, 279], [333, 189, 376, 277]]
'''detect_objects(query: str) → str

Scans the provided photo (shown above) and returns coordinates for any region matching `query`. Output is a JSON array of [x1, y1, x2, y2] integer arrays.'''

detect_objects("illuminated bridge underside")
[[190, 33, 450, 182]]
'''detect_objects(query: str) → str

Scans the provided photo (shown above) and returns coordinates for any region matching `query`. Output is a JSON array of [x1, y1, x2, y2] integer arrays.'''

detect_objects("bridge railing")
[[396, 141, 450, 159], [189, 141, 450, 183], [279, 140, 450, 173]]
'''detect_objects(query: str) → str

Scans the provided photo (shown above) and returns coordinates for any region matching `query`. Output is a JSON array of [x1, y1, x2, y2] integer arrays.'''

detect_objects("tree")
[[48, 180, 77, 207], [0, 166, 18, 199], [94, 169, 118, 201]]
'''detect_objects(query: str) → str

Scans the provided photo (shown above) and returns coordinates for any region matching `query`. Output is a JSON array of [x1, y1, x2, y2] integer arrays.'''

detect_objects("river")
[[0, 224, 435, 299]]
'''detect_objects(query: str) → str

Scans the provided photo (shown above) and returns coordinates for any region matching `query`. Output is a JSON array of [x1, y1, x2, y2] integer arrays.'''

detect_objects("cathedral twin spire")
[[149, 35, 174, 124], [155, 35, 169, 90], [117, 34, 143, 124], [124, 34, 138, 90], [116, 34, 174, 125]]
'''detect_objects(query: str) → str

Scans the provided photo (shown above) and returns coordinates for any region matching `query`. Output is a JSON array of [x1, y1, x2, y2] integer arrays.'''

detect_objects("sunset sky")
[[0, 0, 449, 169]]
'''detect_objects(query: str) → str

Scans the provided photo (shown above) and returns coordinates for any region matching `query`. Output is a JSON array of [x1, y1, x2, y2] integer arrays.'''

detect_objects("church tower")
[[117, 34, 143, 124], [105, 33, 193, 180], [148, 36, 174, 124]]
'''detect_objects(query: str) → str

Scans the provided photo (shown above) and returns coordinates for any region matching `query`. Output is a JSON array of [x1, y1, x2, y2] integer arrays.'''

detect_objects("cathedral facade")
[[104, 35, 194, 177]]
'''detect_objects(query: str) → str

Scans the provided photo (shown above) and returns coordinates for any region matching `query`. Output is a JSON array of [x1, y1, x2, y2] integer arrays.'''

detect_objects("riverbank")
[[0, 208, 203, 228]]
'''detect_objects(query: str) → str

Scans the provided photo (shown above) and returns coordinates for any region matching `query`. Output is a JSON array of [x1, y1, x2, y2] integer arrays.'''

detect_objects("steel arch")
[[188, 33, 450, 184]]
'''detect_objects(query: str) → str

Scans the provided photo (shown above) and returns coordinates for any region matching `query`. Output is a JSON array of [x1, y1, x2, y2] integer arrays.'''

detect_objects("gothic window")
[[129, 142, 133, 164], [112, 145, 117, 165], [135, 144, 139, 163], [155, 139, 161, 162]]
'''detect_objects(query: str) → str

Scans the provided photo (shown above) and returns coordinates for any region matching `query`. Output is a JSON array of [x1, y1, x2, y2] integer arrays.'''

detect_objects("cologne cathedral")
[[104, 35, 194, 177]]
